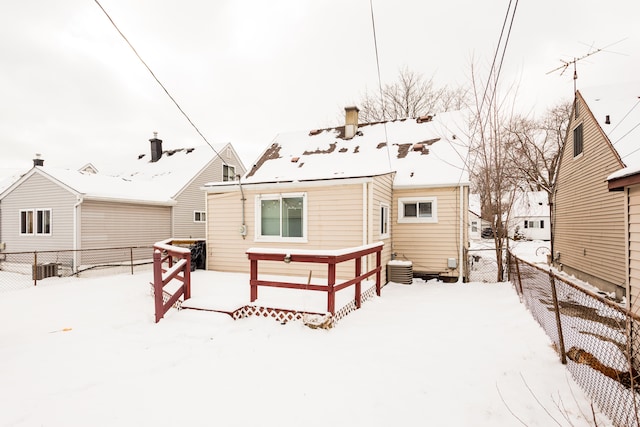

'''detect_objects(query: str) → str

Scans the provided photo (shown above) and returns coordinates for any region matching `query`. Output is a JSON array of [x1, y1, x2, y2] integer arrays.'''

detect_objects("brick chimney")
[[149, 132, 163, 162], [33, 153, 44, 167], [344, 106, 359, 139]]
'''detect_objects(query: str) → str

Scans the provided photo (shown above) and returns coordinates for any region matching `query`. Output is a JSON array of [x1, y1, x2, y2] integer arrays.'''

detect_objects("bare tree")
[[506, 101, 572, 200], [469, 64, 521, 281], [355, 67, 470, 123]]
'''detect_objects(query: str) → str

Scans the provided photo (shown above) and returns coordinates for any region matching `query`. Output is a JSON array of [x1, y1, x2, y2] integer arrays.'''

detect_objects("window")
[[256, 193, 306, 241], [524, 220, 544, 229], [20, 209, 51, 235], [380, 203, 390, 238], [398, 197, 437, 223], [573, 124, 583, 157], [223, 164, 236, 182], [471, 221, 478, 232], [194, 211, 206, 223]]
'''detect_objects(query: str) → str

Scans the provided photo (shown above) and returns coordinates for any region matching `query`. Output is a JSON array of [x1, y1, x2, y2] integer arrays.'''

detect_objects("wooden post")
[[327, 262, 336, 314], [153, 249, 163, 323], [250, 259, 258, 302], [33, 251, 38, 287], [184, 252, 191, 301], [355, 257, 362, 309], [514, 254, 524, 297], [549, 272, 567, 364], [375, 248, 381, 296], [130, 247, 134, 275]]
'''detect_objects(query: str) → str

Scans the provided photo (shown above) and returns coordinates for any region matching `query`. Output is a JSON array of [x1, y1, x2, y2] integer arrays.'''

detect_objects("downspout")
[[73, 196, 83, 273], [362, 182, 367, 273], [457, 184, 465, 283], [238, 175, 247, 240]]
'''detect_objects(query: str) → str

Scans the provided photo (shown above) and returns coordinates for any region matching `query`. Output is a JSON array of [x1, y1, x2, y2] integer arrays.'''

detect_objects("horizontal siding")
[[373, 174, 394, 282], [0, 172, 76, 251], [81, 201, 171, 249], [392, 186, 464, 278], [554, 96, 626, 292], [207, 183, 367, 280], [173, 147, 246, 239]]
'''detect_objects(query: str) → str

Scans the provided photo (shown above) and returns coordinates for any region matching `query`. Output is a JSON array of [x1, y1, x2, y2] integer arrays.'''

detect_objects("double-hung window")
[[20, 209, 51, 235], [223, 165, 236, 182], [256, 193, 306, 241], [398, 197, 437, 223]]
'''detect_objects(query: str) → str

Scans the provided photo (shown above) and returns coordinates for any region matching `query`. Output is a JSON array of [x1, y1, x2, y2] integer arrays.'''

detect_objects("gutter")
[[73, 196, 83, 273]]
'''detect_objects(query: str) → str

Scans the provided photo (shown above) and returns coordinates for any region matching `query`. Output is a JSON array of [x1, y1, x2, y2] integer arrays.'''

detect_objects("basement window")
[[398, 197, 437, 223], [20, 209, 51, 235], [256, 193, 307, 242]]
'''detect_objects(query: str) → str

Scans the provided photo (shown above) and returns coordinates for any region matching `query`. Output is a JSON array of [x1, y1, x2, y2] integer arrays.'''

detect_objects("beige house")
[[0, 135, 245, 258], [203, 107, 470, 283], [554, 84, 639, 300]]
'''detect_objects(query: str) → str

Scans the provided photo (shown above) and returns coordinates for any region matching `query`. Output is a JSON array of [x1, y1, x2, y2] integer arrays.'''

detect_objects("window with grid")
[[398, 197, 437, 223], [256, 193, 306, 241]]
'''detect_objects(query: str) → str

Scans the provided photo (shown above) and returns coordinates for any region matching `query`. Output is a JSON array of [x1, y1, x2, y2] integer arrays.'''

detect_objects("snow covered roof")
[[235, 110, 469, 188], [0, 168, 24, 194], [511, 191, 550, 218], [578, 83, 640, 180], [1, 143, 234, 204]]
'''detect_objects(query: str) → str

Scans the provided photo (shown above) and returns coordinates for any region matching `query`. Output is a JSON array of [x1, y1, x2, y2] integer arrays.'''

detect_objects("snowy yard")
[[0, 258, 614, 426]]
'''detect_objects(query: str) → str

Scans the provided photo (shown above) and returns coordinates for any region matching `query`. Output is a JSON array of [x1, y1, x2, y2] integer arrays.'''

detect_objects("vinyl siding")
[[80, 200, 171, 249], [206, 182, 372, 280], [554, 95, 626, 295], [173, 147, 246, 239], [372, 174, 394, 283], [0, 172, 76, 252], [628, 186, 640, 315], [392, 185, 465, 279]]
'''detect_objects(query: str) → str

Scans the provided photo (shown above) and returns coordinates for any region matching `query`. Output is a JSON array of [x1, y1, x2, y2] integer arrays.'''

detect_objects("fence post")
[[327, 262, 336, 314], [33, 251, 38, 287], [153, 249, 163, 323], [513, 254, 524, 297], [375, 248, 381, 296], [355, 257, 362, 309], [549, 271, 567, 364], [250, 259, 258, 302], [130, 247, 134, 275]]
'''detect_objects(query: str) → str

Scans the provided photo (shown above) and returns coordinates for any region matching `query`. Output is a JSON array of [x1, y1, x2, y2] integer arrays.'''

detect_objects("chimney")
[[33, 153, 44, 167], [149, 132, 163, 162], [344, 106, 359, 139]]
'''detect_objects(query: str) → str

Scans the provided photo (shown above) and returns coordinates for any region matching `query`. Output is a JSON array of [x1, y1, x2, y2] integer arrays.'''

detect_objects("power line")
[[92, 0, 227, 165]]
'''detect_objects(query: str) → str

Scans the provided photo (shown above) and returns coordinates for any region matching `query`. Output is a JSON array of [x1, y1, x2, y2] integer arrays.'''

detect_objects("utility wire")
[[93, 0, 227, 165]]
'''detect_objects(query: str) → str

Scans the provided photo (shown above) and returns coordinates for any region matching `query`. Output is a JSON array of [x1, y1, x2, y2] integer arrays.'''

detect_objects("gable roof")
[[0, 168, 24, 194], [511, 191, 550, 218], [577, 83, 640, 181], [238, 110, 469, 188], [0, 143, 240, 204]]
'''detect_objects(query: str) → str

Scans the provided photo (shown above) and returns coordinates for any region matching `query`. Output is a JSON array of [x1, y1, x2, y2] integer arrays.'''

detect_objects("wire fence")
[[509, 251, 640, 427], [0, 246, 155, 293], [467, 247, 507, 283]]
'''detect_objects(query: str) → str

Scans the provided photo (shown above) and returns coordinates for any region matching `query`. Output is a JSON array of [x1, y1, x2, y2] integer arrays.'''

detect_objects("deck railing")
[[246, 242, 383, 315], [153, 239, 192, 323]]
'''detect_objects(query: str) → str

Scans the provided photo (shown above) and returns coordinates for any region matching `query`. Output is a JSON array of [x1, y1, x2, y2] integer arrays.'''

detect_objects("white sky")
[[1, 0, 638, 171], [0, 240, 615, 426]]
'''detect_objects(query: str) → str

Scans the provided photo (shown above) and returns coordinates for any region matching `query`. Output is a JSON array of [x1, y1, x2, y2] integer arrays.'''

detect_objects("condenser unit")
[[387, 260, 413, 284]]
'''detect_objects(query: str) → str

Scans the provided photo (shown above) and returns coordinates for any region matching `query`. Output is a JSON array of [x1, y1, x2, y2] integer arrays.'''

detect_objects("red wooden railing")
[[246, 242, 383, 314], [153, 239, 192, 323]]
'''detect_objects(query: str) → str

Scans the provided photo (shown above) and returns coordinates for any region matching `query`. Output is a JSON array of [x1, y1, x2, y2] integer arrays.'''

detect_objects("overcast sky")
[[1, 0, 638, 171]]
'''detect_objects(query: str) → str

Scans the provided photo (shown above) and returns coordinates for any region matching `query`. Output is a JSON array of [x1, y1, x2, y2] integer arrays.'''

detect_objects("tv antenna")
[[546, 38, 627, 93]]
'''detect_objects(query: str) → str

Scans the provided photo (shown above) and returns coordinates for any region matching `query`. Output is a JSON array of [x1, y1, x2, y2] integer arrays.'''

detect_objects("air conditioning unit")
[[387, 260, 413, 284], [32, 263, 59, 280]]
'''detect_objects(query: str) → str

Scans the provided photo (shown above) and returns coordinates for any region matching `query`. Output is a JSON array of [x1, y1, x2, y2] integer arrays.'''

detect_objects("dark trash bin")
[[190, 241, 206, 271]]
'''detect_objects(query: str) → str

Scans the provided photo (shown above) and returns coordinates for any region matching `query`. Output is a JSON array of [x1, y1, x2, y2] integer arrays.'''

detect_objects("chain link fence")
[[509, 251, 640, 427], [466, 247, 507, 283], [0, 246, 154, 293]]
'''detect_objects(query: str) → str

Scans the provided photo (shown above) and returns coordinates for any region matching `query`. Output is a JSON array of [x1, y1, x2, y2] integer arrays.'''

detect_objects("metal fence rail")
[[0, 246, 154, 292], [509, 251, 640, 427]]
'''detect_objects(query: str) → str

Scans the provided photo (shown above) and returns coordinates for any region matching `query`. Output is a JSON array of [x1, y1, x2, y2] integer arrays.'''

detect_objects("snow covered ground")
[[0, 246, 614, 426]]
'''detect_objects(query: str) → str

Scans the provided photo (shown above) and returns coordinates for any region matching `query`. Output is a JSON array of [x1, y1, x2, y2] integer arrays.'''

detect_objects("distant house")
[[553, 84, 639, 300], [468, 194, 486, 240], [510, 191, 550, 241], [0, 135, 245, 259], [203, 107, 470, 283]]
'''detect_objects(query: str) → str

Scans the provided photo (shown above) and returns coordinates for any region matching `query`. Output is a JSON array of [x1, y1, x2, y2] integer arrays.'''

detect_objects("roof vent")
[[149, 132, 163, 162], [605, 115, 611, 125]]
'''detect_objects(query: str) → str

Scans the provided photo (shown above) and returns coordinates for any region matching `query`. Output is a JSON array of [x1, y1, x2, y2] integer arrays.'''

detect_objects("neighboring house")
[[0, 135, 245, 260], [553, 84, 639, 300], [468, 193, 486, 240], [510, 191, 550, 241], [0, 168, 25, 250], [203, 107, 470, 283]]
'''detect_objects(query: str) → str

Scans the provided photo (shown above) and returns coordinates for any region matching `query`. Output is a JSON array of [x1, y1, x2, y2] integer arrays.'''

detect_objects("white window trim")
[[20, 208, 52, 236], [223, 164, 236, 182], [398, 197, 438, 224], [254, 192, 308, 243], [380, 203, 390, 239], [193, 211, 206, 223]]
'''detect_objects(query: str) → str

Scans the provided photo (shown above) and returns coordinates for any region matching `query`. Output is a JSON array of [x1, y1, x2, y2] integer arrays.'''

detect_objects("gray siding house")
[[0, 136, 245, 256]]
